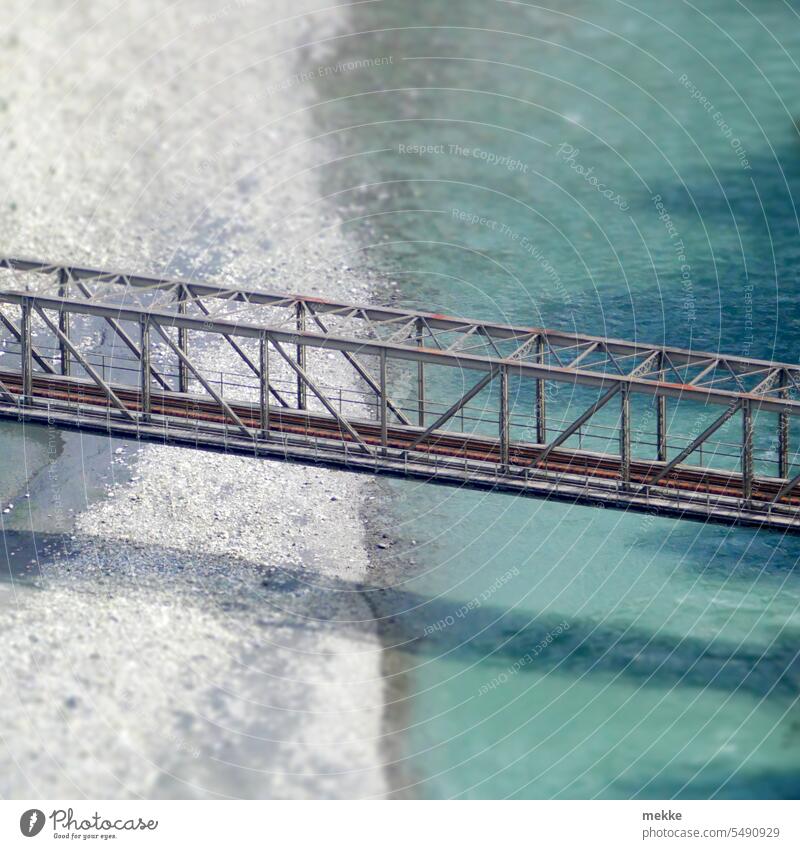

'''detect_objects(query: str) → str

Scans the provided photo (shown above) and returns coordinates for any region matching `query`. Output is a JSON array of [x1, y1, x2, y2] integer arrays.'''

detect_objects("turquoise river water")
[[309, 0, 800, 798]]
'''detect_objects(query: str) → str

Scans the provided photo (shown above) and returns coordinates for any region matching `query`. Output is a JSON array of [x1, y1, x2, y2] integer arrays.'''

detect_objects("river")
[[310, 0, 800, 798]]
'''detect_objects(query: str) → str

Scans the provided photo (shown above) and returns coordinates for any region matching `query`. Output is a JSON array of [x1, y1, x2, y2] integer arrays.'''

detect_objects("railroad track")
[[1, 367, 794, 509]]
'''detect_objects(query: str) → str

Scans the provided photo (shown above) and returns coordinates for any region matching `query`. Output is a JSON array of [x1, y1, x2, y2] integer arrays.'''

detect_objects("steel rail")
[[3, 259, 800, 530], [0, 368, 798, 532]]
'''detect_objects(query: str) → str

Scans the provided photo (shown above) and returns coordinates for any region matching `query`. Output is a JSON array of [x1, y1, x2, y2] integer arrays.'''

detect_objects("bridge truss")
[[1, 256, 800, 532]]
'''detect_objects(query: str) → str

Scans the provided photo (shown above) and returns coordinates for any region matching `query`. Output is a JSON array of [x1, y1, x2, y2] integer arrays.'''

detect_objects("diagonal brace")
[[0, 306, 57, 374], [305, 304, 410, 425], [689, 358, 721, 386], [406, 368, 498, 453], [0, 375, 17, 404], [270, 337, 374, 456], [569, 341, 600, 368], [194, 296, 291, 409], [533, 383, 622, 467], [649, 400, 742, 486], [151, 321, 254, 438], [34, 306, 137, 421], [773, 468, 800, 503], [628, 350, 661, 377], [73, 280, 172, 392], [752, 368, 783, 395]]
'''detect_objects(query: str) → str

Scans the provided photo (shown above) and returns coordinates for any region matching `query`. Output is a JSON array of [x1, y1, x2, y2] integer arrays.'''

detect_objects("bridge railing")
[[3, 335, 781, 468], [2, 259, 800, 517]]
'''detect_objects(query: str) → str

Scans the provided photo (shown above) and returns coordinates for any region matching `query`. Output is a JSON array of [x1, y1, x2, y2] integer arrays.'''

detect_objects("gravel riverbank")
[[0, 0, 392, 798]]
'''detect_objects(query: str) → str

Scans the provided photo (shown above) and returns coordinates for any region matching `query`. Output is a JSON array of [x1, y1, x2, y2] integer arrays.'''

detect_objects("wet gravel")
[[0, 0, 389, 798]]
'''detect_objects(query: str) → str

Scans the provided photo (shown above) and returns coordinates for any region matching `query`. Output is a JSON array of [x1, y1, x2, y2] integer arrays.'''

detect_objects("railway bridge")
[[1, 256, 800, 533]]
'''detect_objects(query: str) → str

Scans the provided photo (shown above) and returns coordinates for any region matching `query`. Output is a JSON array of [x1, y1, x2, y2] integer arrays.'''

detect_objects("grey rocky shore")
[[0, 0, 391, 798]]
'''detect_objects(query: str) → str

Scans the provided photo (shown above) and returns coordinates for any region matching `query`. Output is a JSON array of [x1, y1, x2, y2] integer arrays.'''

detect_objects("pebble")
[[0, 0, 388, 801]]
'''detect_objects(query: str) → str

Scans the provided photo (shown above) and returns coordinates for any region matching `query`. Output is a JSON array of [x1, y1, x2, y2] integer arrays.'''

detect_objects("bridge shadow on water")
[[3, 527, 798, 705], [363, 563, 800, 798], [2, 527, 798, 798], [0, 531, 800, 700], [362, 586, 800, 705]]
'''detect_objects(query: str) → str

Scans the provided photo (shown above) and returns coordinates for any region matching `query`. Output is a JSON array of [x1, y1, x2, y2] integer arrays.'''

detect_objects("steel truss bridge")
[[1, 257, 800, 533]]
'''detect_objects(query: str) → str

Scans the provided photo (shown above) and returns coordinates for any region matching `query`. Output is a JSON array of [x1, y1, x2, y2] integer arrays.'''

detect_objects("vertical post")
[[742, 399, 753, 502], [779, 369, 789, 479], [259, 332, 270, 438], [20, 297, 32, 403], [416, 317, 425, 426], [57, 268, 70, 376], [500, 365, 509, 472], [140, 315, 151, 421], [535, 335, 546, 444], [379, 348, 388, 454], [296, 302, 306, 410], [620, 384, 631, 486], [176, 285, 189, 394], [657, 394, 667, 462]]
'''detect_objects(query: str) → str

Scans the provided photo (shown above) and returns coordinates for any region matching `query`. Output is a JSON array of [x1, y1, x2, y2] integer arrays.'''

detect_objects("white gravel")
[[0, 0, 389, 798]]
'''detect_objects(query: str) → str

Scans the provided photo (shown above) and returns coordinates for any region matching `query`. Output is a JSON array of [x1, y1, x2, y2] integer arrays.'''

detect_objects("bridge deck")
[[0, 256, 799, 533]]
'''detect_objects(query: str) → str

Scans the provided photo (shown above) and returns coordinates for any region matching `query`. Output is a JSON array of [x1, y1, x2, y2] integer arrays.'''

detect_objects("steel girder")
[[2, 256, 800, 403], [3, 258, 800, 515], [0, 284, 798, 417]]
